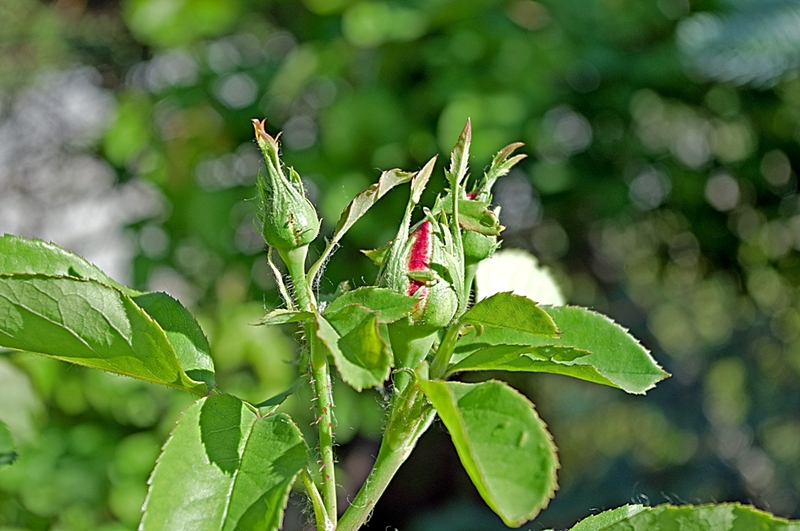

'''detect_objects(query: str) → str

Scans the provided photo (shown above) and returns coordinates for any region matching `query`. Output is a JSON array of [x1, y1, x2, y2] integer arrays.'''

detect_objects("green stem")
[[280, 245, 337, 524], [337, 385, 434, 531], [302, 468, 333, 531], [309, 319, 337, 524], [281, 246, 315, 310], [430, 322, 461, 380]]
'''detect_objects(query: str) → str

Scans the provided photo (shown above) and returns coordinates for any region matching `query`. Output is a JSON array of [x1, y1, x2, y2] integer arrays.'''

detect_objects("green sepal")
[[361, 244, 390, 267]]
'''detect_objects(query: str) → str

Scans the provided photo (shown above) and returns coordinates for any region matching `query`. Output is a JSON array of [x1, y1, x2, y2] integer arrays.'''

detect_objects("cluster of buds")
[[252, 117, 524, 389], [371, 121, 525, 388], [380, 217, 459, 332]]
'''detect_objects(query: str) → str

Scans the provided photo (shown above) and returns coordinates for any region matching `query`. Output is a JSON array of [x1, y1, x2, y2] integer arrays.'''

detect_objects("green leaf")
[[452, 306, 668, 394], [324, 287, 417, 324], [569, 503, 800, 530], [460, 292, 559, 338], [0, 274, 207, 395], [316, 308, 392, 391], [331, 167, 414, 245], [0, 234, 133, 294], [0, 235, 216, 385], [419, 379, 558, 528], [568, 505, 649, 530], [449, 343, 590, 374], [132, 291, 215, 389], [251, 378, 305, 409], [141, 395, 308, 531], [0, 420, 17, 466], [256, 308, 314, 326]]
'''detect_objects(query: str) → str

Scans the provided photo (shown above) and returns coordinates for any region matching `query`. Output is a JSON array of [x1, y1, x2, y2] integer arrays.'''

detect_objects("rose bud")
[[252, 118, 320, 253]]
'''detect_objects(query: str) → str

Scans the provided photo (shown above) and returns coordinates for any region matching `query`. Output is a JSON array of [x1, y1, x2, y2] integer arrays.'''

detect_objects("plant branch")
[[308, 319, 337, 524], [281, 245, 337, 525], [337, 385, 434, 531]]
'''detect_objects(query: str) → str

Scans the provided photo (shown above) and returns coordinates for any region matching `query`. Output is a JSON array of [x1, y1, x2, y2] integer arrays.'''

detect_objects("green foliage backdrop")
[[2, 0, 800, 529]]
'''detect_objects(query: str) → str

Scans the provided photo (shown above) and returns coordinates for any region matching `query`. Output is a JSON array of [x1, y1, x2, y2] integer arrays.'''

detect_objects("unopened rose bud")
[[382, 219, 458, 331], [252, 119, 320, 253], [407, 220, 458, 329]]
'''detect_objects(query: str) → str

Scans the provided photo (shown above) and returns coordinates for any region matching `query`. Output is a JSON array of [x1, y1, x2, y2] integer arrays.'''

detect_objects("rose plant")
[[0, 120, 796, 530]]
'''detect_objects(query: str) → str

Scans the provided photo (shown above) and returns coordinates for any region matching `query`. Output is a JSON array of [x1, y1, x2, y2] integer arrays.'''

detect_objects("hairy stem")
[[309, 319, 337, 523], [281, 246, 337, 524], [302, 468, 333, 531], [337, 385, 434, 531], [282, 246, 315, 310]]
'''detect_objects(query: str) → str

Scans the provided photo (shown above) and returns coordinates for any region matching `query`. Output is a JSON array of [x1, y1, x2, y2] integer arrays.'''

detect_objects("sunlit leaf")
[[460, 292, 559, 338], [419, 379, 558, 528], [141, 395, 308, 531], [0, 234, 131, 293], [324, 286, 417, 324], [0, 235, 216, 385], [453, 306, 668, 394], [316, 307, 392, 391], [132, 291, 215, 388], [0, 274, 207, 394], [449, 343, 589, 375]]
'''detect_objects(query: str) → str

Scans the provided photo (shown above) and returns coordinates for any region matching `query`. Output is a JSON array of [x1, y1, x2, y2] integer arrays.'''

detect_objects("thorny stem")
[[309, 319, 337, 524], [280, 245, 337, 526]]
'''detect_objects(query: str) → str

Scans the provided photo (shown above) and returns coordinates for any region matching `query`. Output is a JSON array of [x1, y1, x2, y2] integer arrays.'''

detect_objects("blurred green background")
[[2, 0, 800, 529]]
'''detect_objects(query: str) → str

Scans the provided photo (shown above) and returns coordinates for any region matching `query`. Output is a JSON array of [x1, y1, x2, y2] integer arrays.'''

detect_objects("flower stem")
[[280, 245, 337, 525], [309, 318, 337, 524], [337, 385, 434, 531]]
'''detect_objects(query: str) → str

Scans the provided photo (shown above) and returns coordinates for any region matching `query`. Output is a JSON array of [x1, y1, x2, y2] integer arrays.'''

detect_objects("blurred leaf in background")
[[2, 0, 800, 529]]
